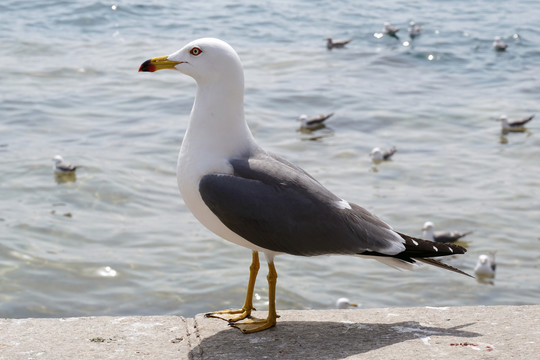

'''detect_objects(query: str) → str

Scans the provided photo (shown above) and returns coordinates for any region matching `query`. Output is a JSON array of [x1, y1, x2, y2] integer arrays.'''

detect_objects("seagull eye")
[[190, 47, 202, 56]]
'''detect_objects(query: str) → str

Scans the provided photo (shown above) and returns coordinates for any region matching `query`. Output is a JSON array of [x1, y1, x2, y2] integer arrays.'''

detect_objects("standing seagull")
[[139, 38, 470, 334], [370, 146, 397, 163], [297, 113, 334, 130], [325, 37, 352, 50], [52, 155, 77, 173], [422, 221, 472, 243], [497, 114, 534, 132]]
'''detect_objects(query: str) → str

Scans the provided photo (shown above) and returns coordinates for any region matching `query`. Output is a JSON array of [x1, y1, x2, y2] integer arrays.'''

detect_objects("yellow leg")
[[230, 261, 278, 333], [205, 251, 260, 323]]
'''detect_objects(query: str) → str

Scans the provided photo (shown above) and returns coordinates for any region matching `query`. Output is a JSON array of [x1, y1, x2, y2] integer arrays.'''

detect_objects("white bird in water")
[[493, 37, 508, 51], [370, 146, 397, 163], [336, 297, 358, 309], [408, 21, 422, 38], [325, 37, 352, 50], [52, 155, 77, 173], [422, 221, 472, 243], [297, 113, 334, 130], [383, 22, 400, 37], [497, 114, 534, 132], [474, 253, 496, 278]]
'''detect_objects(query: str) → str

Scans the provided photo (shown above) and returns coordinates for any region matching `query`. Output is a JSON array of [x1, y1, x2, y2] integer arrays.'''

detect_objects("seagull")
[[408, 21, 422, 38], [336, 297, 358, 309], [497, 114, 534, 132], [138, 38, 471, 333], [383, 22, 400, 37], [369, 146, 397, 163], [493, 37, 508, 51], [474, 253, 496, 278], [325, 37, 352, 50], [297, 113, 334, 130], [52, 155, 77, 173], [422, 221, 472, 243]]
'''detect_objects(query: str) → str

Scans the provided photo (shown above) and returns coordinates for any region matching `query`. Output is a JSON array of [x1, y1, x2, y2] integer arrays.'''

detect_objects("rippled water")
[[1, 0, 539, 319]]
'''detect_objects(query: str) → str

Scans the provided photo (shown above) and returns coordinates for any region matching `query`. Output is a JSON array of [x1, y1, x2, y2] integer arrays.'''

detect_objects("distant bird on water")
[[408, 21, 422, 38], [369, 146, 397, 163], [422, 221, 472, 243], [297, 113, 334, 130], [383, 22, 400, 37], [325, 37, 352, 50], [474, 253, 496, 278], [497, 114, 534, 132], [336, 297, 358, 309], [52, 155, 77, 173], [493, 37, 508, 51]]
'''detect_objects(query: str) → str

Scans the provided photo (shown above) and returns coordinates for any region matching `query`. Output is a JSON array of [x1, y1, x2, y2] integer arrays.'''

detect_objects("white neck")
[[181, 79, 255, 160]]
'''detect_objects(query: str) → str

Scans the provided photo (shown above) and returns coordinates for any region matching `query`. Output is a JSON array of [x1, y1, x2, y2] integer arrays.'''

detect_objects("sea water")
[[1, 0, 539, 318]]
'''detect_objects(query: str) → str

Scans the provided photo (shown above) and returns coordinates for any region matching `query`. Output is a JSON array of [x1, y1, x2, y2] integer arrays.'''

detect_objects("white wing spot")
[[412, 240, 418, 246], [335, 199, 352, 210], [432, 246, 438, 252], [449, 247, 453, 253]]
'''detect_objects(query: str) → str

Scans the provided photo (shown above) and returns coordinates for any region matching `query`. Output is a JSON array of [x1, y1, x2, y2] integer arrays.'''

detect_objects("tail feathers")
[[358, 232, 472, 278], [398, 232, 467, 257]]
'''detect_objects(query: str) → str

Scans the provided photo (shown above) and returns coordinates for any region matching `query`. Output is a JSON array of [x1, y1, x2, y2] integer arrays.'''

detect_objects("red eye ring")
[[190, 47, 202, 56]]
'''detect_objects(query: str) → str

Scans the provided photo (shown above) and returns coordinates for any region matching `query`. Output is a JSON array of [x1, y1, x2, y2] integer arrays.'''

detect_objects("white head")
[[497, 115, 509, 126], [139, 38, 244, 91], [52, 155, 64, 164], [336, 297, 358, 309], [297, 114, 308, 122]]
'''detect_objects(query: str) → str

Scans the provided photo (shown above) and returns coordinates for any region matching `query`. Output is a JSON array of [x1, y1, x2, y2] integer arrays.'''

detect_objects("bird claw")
[[229, 316, 277, 333], [205, 307, 253, 323]]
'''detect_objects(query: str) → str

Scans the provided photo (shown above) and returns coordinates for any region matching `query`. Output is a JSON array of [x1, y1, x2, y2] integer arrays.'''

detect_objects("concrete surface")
[[1, 305, 539, 359]]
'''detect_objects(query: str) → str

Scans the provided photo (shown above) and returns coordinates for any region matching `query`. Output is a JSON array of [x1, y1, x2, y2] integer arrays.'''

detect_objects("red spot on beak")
[[138, 59, 155, 72]]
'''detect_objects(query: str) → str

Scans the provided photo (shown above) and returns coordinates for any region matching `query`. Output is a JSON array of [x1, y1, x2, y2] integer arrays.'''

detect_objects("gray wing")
[[198, 151, 403, 256]]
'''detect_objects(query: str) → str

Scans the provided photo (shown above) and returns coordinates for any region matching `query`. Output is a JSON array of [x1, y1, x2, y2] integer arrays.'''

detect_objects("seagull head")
[[478, 254, 489, 265], [336, 297, 358, 309], [139, 38, 244, 87], [296, 114, 308, 122], [52, 155, 64, 164], [422, 221, 434, 232], [497, 115, 509, 125]]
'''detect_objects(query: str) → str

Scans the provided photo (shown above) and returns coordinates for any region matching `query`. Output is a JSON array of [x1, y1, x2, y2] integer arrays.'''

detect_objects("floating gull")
[[474, 253, 496, 278], [383, 22, 400, 37], [325, 37, 352, 50], [422, 221, 472, 243], [336, 297, 358, 309], [408, 21, 422, 38], [297, 113, 334, 130], [497, 114, 534, 132], [370, 146, 397, 163], [52, 155, 77, 173], [493, 37, 508, 51], [139, 38, 470, 333]]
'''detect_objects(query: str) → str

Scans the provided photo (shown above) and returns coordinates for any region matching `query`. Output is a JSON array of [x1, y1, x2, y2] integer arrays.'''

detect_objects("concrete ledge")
[[1, 305, 539, 359]]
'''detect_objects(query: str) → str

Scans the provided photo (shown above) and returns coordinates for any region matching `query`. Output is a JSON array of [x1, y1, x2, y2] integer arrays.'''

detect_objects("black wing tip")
[[415, 257, 475, 278]]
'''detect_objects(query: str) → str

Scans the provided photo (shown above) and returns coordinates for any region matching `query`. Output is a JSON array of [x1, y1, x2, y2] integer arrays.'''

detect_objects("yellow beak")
[[138, 56, 182, 72]]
